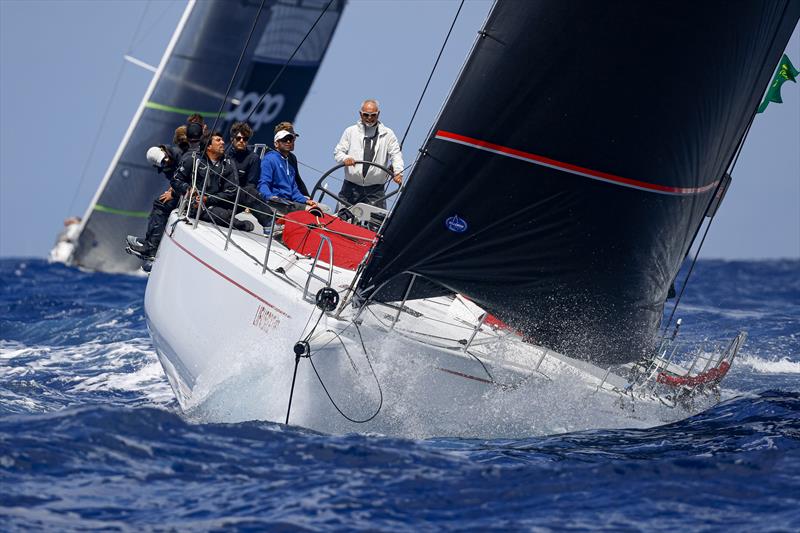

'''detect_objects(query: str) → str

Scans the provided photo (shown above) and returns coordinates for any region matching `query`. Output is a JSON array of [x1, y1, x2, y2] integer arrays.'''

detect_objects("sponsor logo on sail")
[[227, 90, 285, 131], [445, 215, 468, 233]]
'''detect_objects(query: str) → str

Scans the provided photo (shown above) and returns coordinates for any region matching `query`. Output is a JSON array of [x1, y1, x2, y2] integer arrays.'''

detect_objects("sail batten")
[[357, 0, 800, 363]]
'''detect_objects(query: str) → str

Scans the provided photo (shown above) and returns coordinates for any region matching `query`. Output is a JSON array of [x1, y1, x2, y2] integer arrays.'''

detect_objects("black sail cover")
[[357, 0, 800, 363], [71, 0, 344, 273]]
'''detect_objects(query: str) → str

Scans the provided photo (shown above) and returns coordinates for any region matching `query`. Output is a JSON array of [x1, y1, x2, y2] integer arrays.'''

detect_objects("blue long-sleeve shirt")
[[258, 151, 307, 204]]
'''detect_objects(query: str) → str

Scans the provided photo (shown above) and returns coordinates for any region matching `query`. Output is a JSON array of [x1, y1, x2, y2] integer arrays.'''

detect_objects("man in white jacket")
[[333, 99, 404, 209]]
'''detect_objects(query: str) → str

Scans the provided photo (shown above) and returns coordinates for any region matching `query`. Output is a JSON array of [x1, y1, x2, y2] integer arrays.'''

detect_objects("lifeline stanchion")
[[224, 186, 241, 251]]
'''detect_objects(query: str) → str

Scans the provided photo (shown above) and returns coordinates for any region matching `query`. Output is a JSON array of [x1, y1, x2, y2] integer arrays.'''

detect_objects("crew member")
[[333, 99, 403, 209], [172, 130, 254, 232], [226, 121, 278, 229], [274, 121, 309, 197], [125, 122, 203, 264], [258, 129, 318, 221]]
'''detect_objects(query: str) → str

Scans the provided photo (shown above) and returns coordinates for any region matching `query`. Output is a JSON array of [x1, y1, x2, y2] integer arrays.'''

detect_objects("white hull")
[[145, 214, 726, 438]]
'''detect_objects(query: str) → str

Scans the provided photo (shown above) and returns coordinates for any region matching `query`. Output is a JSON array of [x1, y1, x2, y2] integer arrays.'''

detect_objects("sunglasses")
[[279, 136, 295, 142], [360, 112, 378, 119], [233, 135, 249, 142]]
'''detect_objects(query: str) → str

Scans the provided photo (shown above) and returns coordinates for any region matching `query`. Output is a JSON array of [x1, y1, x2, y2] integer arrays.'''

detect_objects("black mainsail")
[[71, 0, 344, 273], [357, 0, 800, 363]]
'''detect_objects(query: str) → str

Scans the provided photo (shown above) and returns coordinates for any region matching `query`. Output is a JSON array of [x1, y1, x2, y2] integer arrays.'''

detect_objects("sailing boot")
[[125, 235, 155, 260], [233, 220, 254, 232]]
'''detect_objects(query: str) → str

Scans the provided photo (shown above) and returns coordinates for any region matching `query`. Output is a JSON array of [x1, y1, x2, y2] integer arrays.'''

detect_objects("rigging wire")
[[229, 0, 334, 183], [306, 322, 384, 424], [661, 92, 762, 336], [662, 215, 716, 337], [129, 0, 180, 51], [244, 0, 335, 126], [399, 0, 464, 149], [65, 1, 152, 218], [285, 305, 383, 425], [206, 0, 267, 138]]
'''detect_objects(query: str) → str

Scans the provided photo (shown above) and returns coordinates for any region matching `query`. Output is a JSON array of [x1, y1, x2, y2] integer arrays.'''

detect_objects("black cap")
[[186, 122, 203, 141]]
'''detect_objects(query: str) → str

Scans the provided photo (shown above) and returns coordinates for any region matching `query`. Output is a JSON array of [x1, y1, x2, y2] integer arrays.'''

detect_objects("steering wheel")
[[310, 160, 398, 211]]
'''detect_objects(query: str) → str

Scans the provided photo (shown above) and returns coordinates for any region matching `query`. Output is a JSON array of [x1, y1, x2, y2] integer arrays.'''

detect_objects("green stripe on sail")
[[145, 101, 219, 118], [94, 204, 150, 218]]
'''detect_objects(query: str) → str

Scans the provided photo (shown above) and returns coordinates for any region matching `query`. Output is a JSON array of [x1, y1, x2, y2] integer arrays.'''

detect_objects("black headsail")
[[357, 0, 800, 364], [71, 0, 344, 273]]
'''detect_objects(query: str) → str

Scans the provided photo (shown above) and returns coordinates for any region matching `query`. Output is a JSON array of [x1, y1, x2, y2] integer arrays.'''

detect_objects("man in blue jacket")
[[258, 129, 318, 215]]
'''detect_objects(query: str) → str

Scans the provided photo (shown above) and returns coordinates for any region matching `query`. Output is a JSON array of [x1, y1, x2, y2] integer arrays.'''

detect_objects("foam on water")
[[0, 339, 174, 414], [2, 259, 799, 529], [739, 354, 800, 374], [182, 327, 688, 439]]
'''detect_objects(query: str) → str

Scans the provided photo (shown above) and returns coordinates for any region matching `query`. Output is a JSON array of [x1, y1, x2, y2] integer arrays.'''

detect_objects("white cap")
[[146, 146, 166, 167], [274, 130, 294, 143]]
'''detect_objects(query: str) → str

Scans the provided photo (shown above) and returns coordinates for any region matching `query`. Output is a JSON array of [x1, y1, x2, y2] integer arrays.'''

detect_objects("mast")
[[73, 0, 197, 254]]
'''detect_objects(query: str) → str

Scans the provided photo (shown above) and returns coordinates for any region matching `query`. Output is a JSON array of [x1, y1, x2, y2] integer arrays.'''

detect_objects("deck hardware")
[[224, 186, 242, 251], [286, 340, 312, 425], [316, 287, 340, 312], [463, 312, 488, 352], [390, 274, 417, 331], [303, 235, 334, 301], [261, 210, 278, 274]]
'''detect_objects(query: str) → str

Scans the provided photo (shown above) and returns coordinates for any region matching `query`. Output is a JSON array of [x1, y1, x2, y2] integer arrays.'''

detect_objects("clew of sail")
[[69, 0, 345, 273], [356, 0, 800, 364]]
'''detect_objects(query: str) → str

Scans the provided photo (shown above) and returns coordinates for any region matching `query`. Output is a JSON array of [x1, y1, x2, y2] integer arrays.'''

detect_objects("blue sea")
[[1, 258, 798, 531]]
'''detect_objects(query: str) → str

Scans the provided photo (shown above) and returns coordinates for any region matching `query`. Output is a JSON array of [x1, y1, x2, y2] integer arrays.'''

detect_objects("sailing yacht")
[[144, 0, 799, 436], [52, 0, 345, 273]]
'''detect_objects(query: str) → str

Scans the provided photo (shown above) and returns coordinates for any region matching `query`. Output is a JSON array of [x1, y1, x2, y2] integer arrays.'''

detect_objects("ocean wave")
[[739, 354, 800, 374], [0, 339, 174, 414], [1, 391, 798, 530], [2, 258, 800, 530]]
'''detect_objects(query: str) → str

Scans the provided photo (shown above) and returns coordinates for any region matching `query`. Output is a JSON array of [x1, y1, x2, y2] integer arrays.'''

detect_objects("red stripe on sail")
[[434, 130, 718, 196]]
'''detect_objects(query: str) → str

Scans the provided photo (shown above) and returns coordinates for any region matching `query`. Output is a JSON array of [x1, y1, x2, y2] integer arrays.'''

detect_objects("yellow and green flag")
[[757, 54, 798, 113]]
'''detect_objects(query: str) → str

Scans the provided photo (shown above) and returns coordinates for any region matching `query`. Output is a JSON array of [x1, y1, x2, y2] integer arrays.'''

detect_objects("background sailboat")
[[65, 0, 344, 273]]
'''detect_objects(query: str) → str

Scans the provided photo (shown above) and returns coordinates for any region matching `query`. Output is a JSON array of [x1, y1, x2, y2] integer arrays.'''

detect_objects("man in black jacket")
[[171, 130, 254, 232], [126, 122, 203, 261], [229, 121, 260, 187], [226, 121, 273, 228]]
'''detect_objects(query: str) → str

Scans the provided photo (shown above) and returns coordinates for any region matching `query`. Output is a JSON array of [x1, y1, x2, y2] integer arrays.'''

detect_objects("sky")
[[1, 0, 798, 260]]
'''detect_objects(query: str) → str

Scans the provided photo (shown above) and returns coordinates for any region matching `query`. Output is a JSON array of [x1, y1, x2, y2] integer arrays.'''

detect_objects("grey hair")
[[360, 99, 380, 110]]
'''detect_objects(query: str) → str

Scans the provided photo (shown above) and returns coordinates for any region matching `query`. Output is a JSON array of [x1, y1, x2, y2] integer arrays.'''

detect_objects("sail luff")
[[73, 0, 196, 251], [359, 1, 493, 282]]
